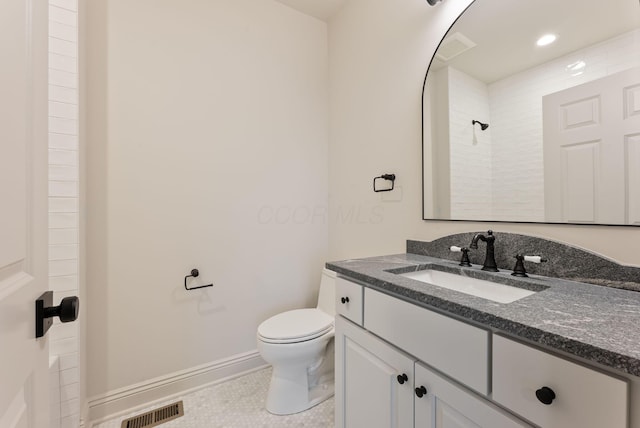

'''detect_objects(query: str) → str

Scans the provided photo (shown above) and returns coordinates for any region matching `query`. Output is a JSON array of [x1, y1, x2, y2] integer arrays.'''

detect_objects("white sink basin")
[[400, 269, 536, 303]]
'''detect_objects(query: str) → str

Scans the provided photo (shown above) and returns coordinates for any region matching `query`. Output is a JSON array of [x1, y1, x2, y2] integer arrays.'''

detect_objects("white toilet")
[[257, 268, 336, 415]]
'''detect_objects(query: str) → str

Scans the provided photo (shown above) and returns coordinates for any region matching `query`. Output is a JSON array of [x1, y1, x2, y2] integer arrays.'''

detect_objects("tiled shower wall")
[[447, 67, 493, 220], [48, 0, 80, 427]]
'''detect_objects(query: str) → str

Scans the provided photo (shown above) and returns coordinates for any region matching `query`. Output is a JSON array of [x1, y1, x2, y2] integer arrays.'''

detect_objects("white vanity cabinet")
[[335, 278, 528, 428], [334, 275, 633, 428]]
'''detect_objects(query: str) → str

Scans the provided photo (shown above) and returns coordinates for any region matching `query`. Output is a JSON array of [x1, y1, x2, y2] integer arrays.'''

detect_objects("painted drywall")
[[328, 0, 640, 265], [85, 0, 329, 399]]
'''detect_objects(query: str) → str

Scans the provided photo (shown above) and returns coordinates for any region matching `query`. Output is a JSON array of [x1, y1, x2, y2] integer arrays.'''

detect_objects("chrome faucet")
[[469, 230, 498, 272]]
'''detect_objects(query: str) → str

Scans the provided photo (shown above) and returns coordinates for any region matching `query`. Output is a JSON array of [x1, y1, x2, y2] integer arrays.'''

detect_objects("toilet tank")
[[316, 268, 337, 316]]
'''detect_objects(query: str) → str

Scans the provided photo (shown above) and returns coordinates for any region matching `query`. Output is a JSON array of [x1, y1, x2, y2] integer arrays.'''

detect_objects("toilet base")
[[262, 338, 335, 415], [265, 364, 334, 415]]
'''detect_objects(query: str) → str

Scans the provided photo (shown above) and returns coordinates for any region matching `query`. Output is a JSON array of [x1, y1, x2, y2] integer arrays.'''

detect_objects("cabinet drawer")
[[493, 335, 628, 428], [336, 277, 363, 326], [364, 288, 489, 395]]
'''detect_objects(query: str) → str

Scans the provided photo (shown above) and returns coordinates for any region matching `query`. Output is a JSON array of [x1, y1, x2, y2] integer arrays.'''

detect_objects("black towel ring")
[[373, 174, 396, 192]]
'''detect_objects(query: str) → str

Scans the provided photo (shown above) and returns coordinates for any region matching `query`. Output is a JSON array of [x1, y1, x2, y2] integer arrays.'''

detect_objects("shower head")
[[472, 120, 489, 131]]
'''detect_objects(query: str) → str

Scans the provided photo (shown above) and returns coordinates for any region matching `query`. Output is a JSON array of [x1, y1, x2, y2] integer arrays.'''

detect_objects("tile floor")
[[93, 368, 334, 428]]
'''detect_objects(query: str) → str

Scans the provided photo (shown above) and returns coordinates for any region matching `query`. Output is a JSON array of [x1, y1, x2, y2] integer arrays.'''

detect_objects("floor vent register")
[[120, 401, 184, 428]]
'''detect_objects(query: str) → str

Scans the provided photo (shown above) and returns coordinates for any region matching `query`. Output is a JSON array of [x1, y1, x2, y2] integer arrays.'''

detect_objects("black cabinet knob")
[[341, 297, 350, 304], [397, 373, 408, 385], [535, 386, 556, 405], [415, 385, 427, 398]]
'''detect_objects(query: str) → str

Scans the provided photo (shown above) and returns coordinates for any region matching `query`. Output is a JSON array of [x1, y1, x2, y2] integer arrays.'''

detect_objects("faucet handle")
[[450, 246, 472, 267], [512, 254, 547, 277], [523, 255, 548, 264]]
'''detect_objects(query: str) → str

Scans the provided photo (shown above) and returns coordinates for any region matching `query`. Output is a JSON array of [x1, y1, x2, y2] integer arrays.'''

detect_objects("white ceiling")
[[272, 0, 639, 81], [273, 0, 347, 21], [432, 0, 640, 83]]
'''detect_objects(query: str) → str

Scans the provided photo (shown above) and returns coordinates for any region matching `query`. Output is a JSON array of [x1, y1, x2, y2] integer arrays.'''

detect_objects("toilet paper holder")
[[184, 269, 214, 291]]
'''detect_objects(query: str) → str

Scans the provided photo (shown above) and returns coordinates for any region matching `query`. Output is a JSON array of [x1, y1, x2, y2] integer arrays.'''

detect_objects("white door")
[[335, 316, 414, 428], [543, 67, 640, 224], [0, 0, 50, 427], [414, 363, 530, 428]]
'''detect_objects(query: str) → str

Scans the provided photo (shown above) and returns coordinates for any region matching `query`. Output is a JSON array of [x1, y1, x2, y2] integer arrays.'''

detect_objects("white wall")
[[48, 0, 81, 427], [328, 0, 468, 260], [328, 0, 640, 265], [85, 0, 328, 408]]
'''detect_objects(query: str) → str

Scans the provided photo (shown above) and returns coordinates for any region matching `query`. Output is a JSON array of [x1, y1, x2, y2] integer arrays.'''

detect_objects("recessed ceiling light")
[[536, 34, 557, 46]]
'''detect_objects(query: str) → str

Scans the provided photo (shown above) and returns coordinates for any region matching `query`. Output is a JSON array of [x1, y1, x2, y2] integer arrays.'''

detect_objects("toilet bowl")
[[257, 268, 336, 415]]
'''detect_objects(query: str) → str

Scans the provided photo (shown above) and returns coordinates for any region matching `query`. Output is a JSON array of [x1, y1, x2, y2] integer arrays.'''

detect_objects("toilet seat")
[[258, 308, 334, 344]]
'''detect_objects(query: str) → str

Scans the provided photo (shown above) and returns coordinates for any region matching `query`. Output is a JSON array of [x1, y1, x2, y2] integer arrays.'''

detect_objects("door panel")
[[0, 0, 50, 426], [344, 338, 397, 427], [626, 134, 640, 224], [335, 316, 414, 428], [544, 67, 640, 224], [415, 363, 529, 428], [561, 141, 598, 222], [436, 401, 480, 428]]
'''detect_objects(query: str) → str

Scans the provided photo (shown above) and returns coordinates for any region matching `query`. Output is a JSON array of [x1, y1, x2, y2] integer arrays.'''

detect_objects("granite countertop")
[[327, 253, 640, 378]]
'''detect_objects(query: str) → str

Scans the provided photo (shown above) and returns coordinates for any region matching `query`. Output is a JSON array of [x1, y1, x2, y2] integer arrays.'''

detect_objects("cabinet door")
[[415, 363, 531, 428], [335, 315, 414, 428]]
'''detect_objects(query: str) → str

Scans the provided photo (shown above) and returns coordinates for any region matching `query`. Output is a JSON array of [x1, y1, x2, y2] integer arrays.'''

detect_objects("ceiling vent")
[[435, 32, 477, 62]]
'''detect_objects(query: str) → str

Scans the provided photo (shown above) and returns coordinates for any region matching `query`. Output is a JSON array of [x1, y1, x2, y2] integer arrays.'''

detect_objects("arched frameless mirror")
[[422, 0, 640, 225]]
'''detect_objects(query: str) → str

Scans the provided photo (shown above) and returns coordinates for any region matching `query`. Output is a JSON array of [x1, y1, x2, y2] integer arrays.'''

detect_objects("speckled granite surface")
[[326, 253, 640, 378], [407, 232, 640, 290]]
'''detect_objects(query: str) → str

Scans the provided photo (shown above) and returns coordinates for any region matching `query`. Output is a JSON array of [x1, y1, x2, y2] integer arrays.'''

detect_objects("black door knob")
[[397, 373, 408, 385], [535, 386, 556, 405], [36, 291, 80, 338], [341, 297, 350, 304], [415, 385, 427, 398], [46, 296, 80, 323]]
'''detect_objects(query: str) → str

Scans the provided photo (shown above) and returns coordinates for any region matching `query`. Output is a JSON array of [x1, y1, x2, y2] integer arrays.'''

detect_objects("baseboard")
[[87, 350, 267, 426], [79, 400, 89, 428]]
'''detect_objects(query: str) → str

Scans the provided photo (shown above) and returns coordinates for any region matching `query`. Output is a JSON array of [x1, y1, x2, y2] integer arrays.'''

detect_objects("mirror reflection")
[[422, 0, 640, 225]]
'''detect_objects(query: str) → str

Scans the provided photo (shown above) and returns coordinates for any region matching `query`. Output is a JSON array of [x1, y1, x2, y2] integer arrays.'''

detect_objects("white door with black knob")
[[0, 0, 50, 427]]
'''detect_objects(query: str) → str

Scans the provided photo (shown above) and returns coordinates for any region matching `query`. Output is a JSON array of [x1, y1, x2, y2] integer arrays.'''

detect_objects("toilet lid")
[[258, 309, 334, 343]]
